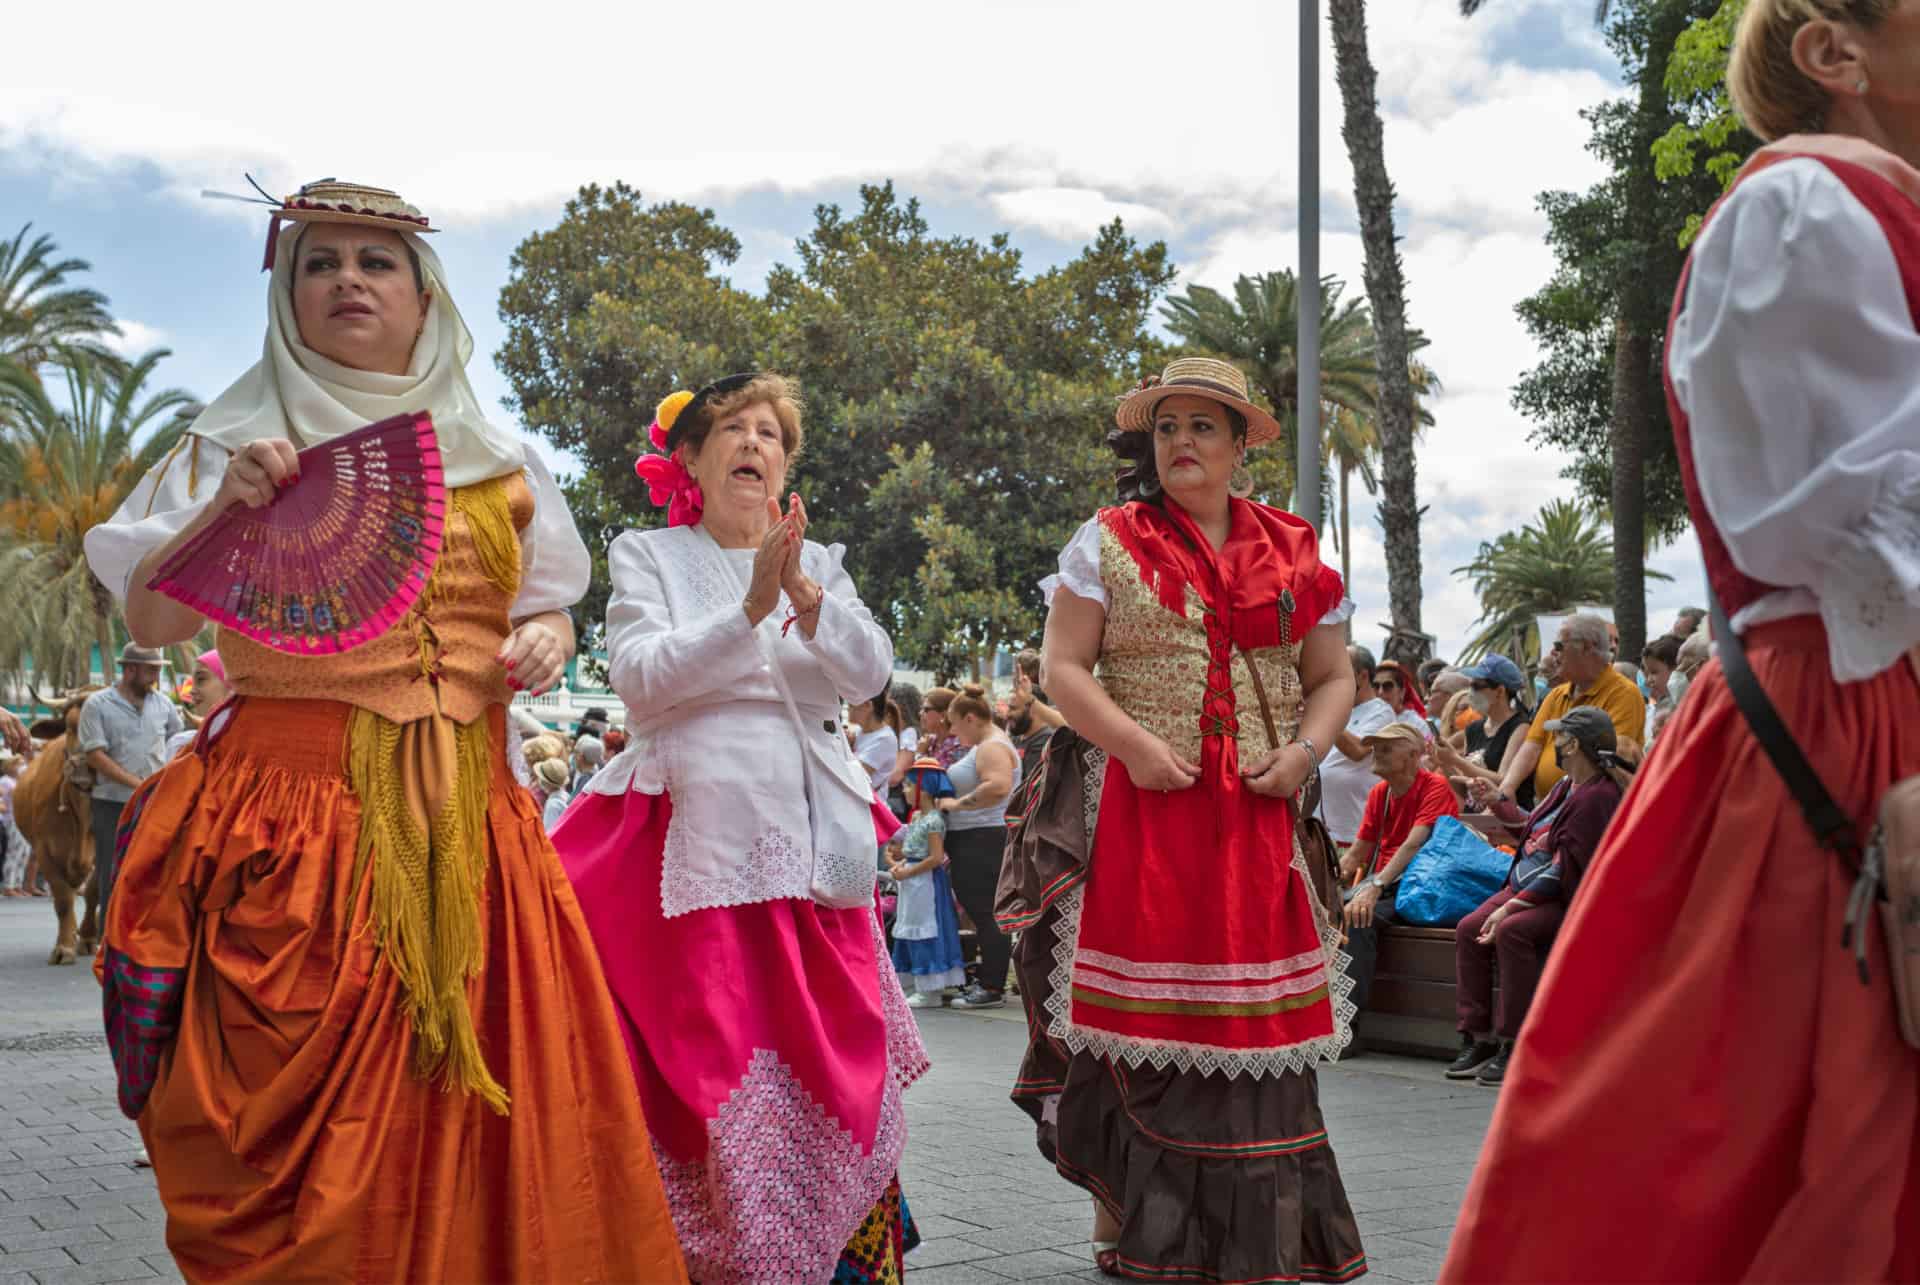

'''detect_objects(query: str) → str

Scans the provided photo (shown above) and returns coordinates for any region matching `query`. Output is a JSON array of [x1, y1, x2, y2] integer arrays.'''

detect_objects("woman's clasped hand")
[[744, 493, 819, 626]]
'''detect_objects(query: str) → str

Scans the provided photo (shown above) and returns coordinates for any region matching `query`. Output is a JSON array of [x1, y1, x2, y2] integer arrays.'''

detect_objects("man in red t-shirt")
[[1338, 722, 1460, 1014]]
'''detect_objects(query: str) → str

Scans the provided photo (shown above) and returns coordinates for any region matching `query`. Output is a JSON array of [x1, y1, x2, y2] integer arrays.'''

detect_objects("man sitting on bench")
[[1340, 722, 1460, 1014]]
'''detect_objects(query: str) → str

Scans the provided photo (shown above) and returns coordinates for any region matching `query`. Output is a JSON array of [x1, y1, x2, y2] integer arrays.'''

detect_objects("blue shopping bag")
[[1393, 815, 1512, 928]]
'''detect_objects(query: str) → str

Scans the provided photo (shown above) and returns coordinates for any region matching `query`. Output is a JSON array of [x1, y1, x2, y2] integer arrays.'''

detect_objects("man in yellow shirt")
[[1495, 613, 1645, 804]]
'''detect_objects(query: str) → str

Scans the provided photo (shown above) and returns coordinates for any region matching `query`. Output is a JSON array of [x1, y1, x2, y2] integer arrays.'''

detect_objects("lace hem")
[[1043, 762, 1353, 1080], [650, 914, 926, 1284], [661, 816, 813, 918]]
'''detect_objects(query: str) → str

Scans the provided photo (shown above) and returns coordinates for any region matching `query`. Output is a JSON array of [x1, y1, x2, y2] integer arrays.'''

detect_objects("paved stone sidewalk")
[[0, 899, 1492, 1283]]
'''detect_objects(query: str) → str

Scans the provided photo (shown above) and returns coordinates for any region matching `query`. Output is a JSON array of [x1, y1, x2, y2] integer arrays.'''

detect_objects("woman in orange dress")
[[82, 181, 685, 1283], [1443, 4, 1920, 1279]]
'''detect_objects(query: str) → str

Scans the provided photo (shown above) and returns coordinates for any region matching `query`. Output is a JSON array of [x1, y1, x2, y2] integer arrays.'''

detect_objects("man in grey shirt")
[[77, 644, 182, 921]]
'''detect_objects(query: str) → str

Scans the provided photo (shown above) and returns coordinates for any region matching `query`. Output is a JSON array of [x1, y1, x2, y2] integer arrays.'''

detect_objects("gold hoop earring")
[[1229, 463, 1254, 499]]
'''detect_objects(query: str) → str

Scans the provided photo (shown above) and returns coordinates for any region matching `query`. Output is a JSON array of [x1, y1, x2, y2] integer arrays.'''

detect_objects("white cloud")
[[99, 319, 167, 358], [0, 0, 1706, 653], [988, 187, 1172, 241]]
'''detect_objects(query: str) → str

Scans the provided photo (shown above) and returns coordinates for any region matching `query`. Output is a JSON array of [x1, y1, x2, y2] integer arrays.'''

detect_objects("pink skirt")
[[554, 787, 928, 1285]]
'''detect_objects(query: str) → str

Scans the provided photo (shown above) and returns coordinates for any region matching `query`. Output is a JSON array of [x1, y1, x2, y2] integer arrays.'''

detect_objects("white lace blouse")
[[586, 524, 895, 917], [82, 436, 590, 621], [1669, 157, 1920, 682]]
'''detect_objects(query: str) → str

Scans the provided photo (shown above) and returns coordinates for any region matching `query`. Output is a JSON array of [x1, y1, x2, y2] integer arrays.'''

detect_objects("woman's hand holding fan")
[[215, 439, 301, 510], [146, 413, 448, 656]]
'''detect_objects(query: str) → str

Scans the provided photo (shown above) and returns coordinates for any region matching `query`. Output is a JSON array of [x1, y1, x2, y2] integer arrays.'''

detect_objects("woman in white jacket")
[[553, 373, 927, 1285]]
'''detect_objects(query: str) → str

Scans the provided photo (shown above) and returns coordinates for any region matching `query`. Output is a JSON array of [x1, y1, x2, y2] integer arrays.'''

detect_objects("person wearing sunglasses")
[[1491, 614, 1644, 809]]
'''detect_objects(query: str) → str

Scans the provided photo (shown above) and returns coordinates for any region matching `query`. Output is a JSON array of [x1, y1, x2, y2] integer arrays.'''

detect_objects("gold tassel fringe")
[[347, 707, 509, 1115]]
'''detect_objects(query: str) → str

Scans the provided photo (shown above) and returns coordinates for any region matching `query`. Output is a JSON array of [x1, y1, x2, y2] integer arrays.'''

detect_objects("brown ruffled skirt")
[[1000, 729, 1366, 1283]]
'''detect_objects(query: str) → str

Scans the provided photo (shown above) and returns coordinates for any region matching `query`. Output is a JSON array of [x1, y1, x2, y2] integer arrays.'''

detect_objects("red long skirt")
[[1443, 619, 1920, 1282]]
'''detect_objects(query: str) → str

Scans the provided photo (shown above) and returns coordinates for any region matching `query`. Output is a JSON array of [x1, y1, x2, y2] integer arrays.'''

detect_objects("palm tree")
[[0, 226, 118, 374], [1323, 352, 1440, 619], [1160, 271, 1382, 503], [1329, 0, 1427, 663], [0, 347, 195, 692], [1454, 498, 1669, 662]]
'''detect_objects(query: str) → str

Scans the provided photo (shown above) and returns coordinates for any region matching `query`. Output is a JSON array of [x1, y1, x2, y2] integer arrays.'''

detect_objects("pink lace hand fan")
[[146, 412, 446, 654]]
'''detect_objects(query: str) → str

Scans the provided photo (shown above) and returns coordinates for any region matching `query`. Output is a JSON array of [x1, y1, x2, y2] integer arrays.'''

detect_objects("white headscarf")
[[187, 227, 527, 488]]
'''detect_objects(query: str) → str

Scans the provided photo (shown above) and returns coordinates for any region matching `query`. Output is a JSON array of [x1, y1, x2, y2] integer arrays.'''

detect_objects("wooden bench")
[[1354, 924, 1498, 1059]]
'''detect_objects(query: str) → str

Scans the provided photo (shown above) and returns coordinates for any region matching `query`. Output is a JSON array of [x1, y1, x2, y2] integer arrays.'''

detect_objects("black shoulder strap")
[[1709, 594, 1861, 862]]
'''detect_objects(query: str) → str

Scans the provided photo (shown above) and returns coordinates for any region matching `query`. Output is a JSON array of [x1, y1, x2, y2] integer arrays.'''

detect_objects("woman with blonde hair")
[[554, 372, 927, 1283], [1445, 3, 1920, 1278]]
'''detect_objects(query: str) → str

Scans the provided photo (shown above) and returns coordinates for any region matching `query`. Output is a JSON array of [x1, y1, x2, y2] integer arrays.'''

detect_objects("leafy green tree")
[[1455, 498, 1669, 662], [0, 348, 195, 692], [1160, 272, 1382, 505], [0, 226, 118, 376], [1472, 0, 1728, 660], [497, 183, 1174, 672], [1652, 0, 1756, 245], [495, 183, 774, 640]]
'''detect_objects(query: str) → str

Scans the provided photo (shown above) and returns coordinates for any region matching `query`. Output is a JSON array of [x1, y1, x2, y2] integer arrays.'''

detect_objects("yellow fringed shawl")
[[345, 477, 521, 1114]]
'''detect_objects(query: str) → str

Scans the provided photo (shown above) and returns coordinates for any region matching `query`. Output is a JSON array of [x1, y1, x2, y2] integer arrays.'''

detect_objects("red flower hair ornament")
[[634, 390, 703, 527]]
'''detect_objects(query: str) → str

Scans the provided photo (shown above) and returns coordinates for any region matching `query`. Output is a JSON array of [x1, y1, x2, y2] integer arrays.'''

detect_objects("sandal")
[[1093, 1241, 1121, 1277]]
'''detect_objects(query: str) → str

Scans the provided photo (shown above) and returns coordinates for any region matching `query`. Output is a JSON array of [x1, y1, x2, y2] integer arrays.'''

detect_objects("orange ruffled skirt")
[[1443, 619, 1920, 1282], [104, 698, 686, 1283]]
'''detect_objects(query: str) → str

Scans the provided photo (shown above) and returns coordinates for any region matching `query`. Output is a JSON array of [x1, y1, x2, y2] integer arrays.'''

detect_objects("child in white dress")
[[887, 758, 968, 1007]]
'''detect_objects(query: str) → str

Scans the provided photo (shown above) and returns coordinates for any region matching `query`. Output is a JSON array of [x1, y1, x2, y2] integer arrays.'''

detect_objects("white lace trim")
[[661, 814, 812, 919], [811, 845, 879, 909], [1322, 596, 1357, 627], [1045, 761, 1353, 1079], [649, 915, 926, 1285]]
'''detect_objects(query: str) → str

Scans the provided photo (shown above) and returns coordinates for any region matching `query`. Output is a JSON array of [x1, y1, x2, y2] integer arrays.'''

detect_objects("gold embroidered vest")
[[1095, 521, 1304, 765]]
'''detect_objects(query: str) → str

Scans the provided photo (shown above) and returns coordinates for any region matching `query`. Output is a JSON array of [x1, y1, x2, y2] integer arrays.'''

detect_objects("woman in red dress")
[[1004, 357, 1366, 1282], [1443, 3, 1920, 1279]]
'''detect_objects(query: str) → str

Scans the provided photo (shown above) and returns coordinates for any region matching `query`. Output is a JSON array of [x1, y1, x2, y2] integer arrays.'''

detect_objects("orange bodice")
[[219, 474, 531, 724]]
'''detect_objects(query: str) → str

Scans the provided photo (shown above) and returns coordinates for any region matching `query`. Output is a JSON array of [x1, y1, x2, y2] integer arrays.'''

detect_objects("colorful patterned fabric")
[[832, 1179, 919, 1285], [100, 778, 182, 1119]]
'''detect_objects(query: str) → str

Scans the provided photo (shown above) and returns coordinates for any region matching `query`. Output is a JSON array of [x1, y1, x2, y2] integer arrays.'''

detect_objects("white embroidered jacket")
[[587, 524, 895, 917]]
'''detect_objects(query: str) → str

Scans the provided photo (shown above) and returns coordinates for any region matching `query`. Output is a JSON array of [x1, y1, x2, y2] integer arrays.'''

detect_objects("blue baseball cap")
[[1463, 654, 1527, 693]]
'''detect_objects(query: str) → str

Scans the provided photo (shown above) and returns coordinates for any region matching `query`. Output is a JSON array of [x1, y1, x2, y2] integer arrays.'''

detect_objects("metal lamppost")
[[1297, 0, 1323, 533]]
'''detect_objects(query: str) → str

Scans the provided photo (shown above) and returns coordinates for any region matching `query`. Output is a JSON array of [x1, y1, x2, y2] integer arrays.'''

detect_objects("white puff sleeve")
[[1039, 516, 1106, 608], [1669, 158, 1920, 682], [83, 436, 231, 605], [797, 541, 895, 701], [512, 453, 592, 618]]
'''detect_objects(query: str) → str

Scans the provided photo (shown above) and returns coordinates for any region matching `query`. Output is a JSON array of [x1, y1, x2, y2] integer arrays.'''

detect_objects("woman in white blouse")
[[552, 373, 929, 1284], [77, 182, 684, 1281], [1446, 5, 1920, 1281]]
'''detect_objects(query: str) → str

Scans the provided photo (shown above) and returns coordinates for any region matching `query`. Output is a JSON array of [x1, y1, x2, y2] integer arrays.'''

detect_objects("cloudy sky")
[[1, 0, 1708, 657]]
